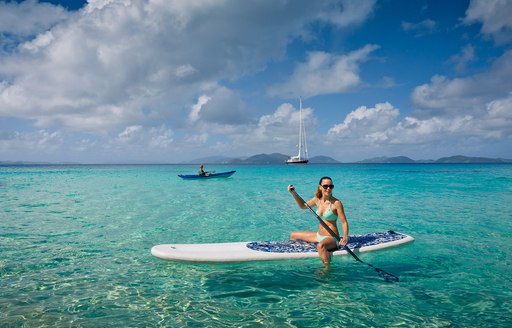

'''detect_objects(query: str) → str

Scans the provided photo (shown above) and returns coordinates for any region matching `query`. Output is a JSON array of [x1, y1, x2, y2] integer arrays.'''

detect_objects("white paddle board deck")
[[151, 230, 414, 263]]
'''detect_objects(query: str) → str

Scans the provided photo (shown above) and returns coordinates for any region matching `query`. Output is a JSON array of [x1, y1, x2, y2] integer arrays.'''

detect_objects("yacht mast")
[[298, 97, 308, 160], [285, 96, 309, 164], [298, 97, 303, 159]]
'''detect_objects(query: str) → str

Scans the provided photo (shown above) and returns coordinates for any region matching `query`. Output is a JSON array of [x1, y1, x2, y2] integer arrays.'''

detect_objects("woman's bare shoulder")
[[332, 197, 343, 206]]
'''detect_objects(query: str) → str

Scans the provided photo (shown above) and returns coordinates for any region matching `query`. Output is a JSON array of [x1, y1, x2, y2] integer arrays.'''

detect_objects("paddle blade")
[[372, 265, 399, 282]]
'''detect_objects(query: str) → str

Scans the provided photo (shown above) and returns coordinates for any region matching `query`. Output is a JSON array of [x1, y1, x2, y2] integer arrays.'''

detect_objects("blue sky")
[[0, 0, 511, 163]]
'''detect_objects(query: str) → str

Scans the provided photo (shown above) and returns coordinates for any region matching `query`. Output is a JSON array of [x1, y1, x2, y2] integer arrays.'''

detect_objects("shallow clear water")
[[1, 164, 511, 327]]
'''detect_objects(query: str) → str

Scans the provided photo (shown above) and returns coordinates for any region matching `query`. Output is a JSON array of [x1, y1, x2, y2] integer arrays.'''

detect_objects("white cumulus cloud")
[[0, 0, 375, 136], [0, 0, 69, 37], [463, 0, 512, 44], [411, 50, 512, 118], [269, 44, 380, 98], [328, 102, 399, 144]]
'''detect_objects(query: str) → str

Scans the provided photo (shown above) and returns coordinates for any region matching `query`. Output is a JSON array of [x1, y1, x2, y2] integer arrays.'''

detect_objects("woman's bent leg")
[[290, 231, 318, 243], [317, 237, 338, 264]]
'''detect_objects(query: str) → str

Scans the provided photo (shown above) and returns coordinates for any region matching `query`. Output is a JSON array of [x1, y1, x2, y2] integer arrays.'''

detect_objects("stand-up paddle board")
[[151, 230, 413, 263]]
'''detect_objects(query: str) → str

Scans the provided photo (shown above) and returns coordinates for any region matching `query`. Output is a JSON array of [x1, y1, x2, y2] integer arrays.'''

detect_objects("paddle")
[[290, 188, 399, 282]]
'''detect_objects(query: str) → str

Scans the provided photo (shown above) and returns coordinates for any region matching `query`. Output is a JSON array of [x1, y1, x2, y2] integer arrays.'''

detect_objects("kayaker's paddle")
[[290, 188, 399, 282]]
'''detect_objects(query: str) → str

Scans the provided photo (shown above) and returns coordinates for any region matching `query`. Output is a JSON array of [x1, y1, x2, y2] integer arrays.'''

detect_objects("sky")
[[0, 0, 511, 163]]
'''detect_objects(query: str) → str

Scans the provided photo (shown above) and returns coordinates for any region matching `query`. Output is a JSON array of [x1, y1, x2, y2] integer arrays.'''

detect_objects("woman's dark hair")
[[315, 176, 332, 198]]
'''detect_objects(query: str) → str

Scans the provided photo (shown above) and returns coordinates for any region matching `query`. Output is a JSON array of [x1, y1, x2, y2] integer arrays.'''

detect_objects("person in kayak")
[[288, 176, 349, 265], [199, 164, 206, 175]]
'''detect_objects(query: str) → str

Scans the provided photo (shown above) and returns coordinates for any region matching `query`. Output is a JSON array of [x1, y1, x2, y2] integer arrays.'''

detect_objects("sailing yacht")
[[285, 97, 309, 164]]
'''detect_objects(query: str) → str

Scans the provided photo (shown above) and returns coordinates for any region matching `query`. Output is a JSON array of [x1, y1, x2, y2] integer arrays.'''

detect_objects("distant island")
[[357, 155, 512, 164], [2, 154, 511, 166], [187, 154, 512, 165]]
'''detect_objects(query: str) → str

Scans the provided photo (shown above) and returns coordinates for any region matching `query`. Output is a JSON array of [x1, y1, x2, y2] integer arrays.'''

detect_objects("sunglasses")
[[321, 184, 335, 190]]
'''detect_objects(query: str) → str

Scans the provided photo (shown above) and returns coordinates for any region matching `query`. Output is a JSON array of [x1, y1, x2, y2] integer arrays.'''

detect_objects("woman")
[[288, 176, 349, 265]]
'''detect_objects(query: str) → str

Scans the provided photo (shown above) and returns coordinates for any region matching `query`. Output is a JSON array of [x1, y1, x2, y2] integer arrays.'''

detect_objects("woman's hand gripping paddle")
[[290, 188, 399, 282]]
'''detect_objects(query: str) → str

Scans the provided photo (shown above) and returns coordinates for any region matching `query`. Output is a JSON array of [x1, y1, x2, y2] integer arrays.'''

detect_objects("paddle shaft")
[[290, 188, 399, 282]]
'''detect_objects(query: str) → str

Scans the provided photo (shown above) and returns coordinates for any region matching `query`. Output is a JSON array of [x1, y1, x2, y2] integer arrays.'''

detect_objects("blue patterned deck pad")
[[246, 231, 406, 253]]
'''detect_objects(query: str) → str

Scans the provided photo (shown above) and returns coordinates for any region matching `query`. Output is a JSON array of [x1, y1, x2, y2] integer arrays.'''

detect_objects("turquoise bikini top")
[[316, 200, 337, 221]]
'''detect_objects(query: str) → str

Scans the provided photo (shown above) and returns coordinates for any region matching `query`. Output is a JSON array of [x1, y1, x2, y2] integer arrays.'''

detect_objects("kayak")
[[178, 170, 236, 179], [151, 231, 414, 263]]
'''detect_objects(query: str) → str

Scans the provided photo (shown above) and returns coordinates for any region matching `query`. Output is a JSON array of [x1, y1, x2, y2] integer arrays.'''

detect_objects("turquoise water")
[[1, 164, 511, 327]]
